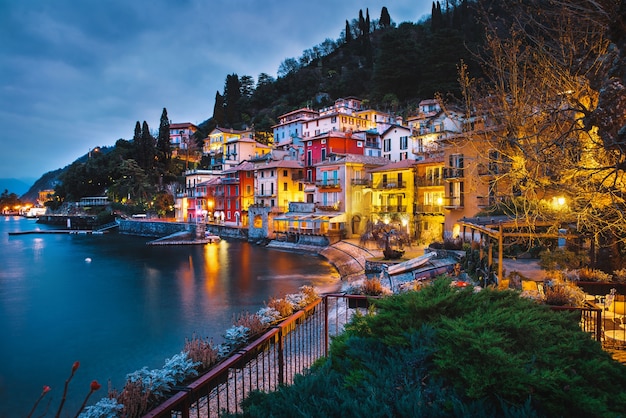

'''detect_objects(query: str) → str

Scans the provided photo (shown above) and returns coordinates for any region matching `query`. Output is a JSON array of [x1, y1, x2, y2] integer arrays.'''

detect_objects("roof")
[[256, 159, 303, 169], [314, 153, 391, 167], [221, 161, 255, 173], [380, 124, 411, 137], [170, 122, 198, 130], [368, 159, 417, 173]]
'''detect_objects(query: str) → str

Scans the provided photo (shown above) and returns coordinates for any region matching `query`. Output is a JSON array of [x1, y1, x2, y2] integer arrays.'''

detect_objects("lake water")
[[0, 216, 340, 416]]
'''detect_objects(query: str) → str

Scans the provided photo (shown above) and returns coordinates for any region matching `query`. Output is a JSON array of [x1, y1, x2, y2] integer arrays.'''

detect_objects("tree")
[[277, 57, 300, 78], [212, 91, 225, 127], [379, 6, 391, 28], [459, 0, 624, 270], [344, 20, 353, 43], [156, 107, 172, 176], [223, 74, 243, 128], [359, 220, 411, 259]]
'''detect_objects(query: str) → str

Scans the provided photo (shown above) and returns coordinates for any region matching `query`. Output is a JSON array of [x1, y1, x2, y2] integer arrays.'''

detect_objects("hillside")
[[24, 2, 486, 200], [197, 1, 485, 138]]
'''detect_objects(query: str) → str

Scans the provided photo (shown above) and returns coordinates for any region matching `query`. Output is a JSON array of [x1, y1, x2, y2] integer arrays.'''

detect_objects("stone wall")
[[119, 220, 195, 238]]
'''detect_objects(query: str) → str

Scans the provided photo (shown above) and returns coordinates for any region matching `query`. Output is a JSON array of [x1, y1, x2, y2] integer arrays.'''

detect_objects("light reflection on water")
[[0, 217, 340, 416]]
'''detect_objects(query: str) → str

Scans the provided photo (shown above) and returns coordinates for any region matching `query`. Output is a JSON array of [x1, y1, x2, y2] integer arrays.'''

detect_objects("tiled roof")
[[368, 158, 417, 172]]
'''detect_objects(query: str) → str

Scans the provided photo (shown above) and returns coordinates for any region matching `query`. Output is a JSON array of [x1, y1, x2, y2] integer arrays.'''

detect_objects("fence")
[[144, 294, 607, 418], [144, 294, 371, 418]]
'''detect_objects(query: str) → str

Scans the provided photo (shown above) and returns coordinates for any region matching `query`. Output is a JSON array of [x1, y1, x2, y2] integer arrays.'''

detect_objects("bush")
[[227, 279, 626, 417], [184, 335, 219, 369], [538, 248, 583, 270]]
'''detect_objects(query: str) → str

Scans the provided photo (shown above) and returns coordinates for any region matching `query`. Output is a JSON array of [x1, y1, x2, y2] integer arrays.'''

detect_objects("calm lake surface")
[[0, 216, 340, 416]]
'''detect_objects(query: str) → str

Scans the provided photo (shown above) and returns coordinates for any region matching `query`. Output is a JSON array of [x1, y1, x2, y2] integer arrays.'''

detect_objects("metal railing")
[[144, 294, 372, 418], [144, 295, 610, 417]]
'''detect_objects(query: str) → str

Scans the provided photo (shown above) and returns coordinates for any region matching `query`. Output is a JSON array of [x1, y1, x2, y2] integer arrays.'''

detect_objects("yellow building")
[[414, 155, 445, 244], [367, 159, 417, 238]]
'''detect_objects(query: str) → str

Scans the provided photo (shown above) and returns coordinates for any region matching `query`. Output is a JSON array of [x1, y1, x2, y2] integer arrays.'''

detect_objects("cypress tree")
[[212, 91, 225, 127], [345, 20, 352, 43], [156, 107, 171, 174], [380, 7, 391, 28]]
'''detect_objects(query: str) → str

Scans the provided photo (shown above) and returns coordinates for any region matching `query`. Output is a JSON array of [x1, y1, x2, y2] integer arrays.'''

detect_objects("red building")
[[303, 131, 366, 183]]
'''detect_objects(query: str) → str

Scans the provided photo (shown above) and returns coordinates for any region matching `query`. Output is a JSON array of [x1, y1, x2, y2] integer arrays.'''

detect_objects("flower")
[[72, 361, 80, 372], [90, 380, 101, 391], [42, 385, 51, 394]]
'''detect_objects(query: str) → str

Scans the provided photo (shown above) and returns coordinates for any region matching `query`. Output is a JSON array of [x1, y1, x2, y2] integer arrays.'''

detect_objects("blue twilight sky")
[[0, 0, 433, 181]]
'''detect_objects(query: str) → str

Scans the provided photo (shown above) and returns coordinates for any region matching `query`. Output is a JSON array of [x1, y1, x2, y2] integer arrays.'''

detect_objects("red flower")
[[42, 385, 51, 394], [72, 361, 80, 372], [90, 380, 101, 391]]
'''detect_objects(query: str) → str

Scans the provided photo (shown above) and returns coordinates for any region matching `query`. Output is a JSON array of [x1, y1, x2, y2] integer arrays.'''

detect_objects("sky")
[[0, 0, 433, 182]]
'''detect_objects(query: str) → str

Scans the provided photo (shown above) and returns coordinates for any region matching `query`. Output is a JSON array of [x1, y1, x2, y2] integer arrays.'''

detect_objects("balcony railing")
[[374, 181, 406, 190], [315, 203, 340, 211], [415, 204, 444, 214], [372, 205, 408, 213], [416, 177, 443, 187], [351, 178, 372, 187], [315, 179, 341, 188], [443, 167, 464, 179], [221, 178, 240, 184], [444, 196, 464, 208]]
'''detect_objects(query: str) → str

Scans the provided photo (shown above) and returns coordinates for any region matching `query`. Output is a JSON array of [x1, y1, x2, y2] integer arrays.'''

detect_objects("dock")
[[8, 229, 103, 235]]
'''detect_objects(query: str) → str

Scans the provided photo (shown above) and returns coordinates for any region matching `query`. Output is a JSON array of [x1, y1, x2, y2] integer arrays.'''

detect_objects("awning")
[[329, 213, 346, 223]]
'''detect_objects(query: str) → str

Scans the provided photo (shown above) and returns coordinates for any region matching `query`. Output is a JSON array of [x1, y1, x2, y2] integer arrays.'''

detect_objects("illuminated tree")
[[459, 0, 625, 269], [360, 220, 411, 259]]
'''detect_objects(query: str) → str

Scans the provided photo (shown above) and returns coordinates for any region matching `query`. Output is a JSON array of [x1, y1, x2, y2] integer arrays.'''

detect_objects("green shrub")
[[227, 279, 626, 417]]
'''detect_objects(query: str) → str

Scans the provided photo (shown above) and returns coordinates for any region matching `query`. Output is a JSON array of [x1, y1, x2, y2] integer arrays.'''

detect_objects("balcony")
[[415, 204, 444, 214], [443, 167, 464, 179], [443, 196, 464, 209], [315, 179, 341, 189], [315, 203, 341, 212], [372, 205, 408, 213], [374, 181, 406, 190], [351, 178, 372, 187], [416, 177, 443, 187], [221, 178, 240, 184]]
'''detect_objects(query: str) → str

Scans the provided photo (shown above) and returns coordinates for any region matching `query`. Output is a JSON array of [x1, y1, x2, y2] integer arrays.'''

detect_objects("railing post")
[[595, 308, 602, 342], [277, 326, 285, 385], [324, 295, 329, 357]]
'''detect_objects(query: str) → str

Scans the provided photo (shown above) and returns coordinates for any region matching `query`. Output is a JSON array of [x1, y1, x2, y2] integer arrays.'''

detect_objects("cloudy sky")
[[0, 0, 433, 182]]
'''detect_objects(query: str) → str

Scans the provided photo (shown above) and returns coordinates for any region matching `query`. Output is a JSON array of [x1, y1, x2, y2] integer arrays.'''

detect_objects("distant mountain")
[[0, 178, 36, 197], [20, 168, 65, 202]]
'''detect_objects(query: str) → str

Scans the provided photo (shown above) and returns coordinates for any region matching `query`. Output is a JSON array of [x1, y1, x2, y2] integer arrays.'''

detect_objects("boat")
[[23, 207, 47, 218]]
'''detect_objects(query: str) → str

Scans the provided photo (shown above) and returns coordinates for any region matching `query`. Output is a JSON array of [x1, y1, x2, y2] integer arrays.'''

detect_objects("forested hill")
[[197, 0, 485, 140], [22, 1, 486, 201]]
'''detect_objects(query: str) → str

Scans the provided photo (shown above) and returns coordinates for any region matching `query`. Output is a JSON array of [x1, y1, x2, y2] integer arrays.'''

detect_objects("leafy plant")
[[227, 279, 626, 417], [184, 334, 219, 369]]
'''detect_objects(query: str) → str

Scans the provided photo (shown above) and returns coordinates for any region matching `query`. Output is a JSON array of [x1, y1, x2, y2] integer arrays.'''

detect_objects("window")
[[331, 116, 337, 123], [283, 170, 288, 177], [283, 182, 288, 191], [400, 136, 408, 150], [298, 183, 303, 191], [383, 138, 391, 152], [321, 139, 326, 144], [400, 152, 408, 160], [321, 148, 327, 161], [357, 141, 363, 147]]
